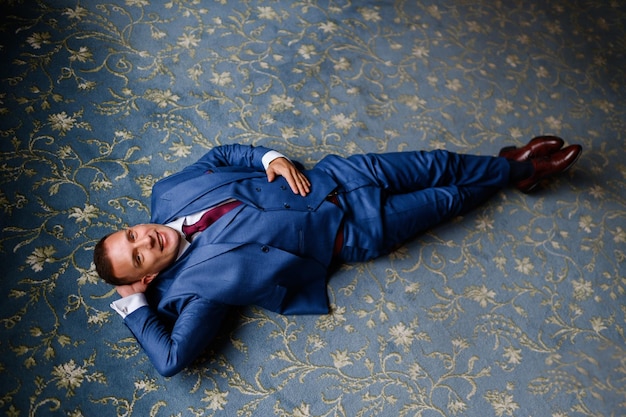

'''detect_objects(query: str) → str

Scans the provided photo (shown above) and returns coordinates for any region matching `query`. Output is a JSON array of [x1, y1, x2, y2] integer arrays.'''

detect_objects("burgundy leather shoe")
[[499, 136, 565, 162], [516, 144, 582, 193]]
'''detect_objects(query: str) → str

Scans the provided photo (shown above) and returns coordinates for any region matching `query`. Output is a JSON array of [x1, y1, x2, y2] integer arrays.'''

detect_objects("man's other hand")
[[116, 280, 150, 298], [266, 157, 311, 196]]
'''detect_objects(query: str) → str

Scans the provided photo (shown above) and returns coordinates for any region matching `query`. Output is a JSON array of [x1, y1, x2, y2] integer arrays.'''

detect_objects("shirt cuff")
[[261, 150, 288, 170], [110, 293, 148, 319]]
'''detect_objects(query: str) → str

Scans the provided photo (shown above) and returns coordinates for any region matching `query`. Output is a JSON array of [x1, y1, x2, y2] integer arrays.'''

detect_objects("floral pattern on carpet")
[[1, 1, 625, 416]]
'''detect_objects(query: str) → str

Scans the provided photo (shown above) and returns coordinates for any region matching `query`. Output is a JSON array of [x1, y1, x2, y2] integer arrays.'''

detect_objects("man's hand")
[[266, 157, 311, 196], [116, 279, 150, 298]]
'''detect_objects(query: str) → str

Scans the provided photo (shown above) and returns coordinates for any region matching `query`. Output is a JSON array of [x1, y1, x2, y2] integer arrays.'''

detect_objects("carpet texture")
[[1, 1, 625, 416]]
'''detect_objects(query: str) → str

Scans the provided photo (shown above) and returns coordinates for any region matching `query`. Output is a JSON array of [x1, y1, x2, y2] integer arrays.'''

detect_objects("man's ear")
[[141, 273, 157, 285]]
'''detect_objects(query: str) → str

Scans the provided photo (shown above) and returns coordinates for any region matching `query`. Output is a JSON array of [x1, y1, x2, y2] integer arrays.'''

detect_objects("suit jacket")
[[123, 145, 343, 376]]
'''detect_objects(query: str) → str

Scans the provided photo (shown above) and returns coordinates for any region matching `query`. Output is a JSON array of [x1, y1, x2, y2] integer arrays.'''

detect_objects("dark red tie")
[[182, 200, 242, 241]]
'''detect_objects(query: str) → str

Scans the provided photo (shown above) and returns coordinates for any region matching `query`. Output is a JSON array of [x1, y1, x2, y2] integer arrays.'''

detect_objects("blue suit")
[[122, 144, 510, 376]]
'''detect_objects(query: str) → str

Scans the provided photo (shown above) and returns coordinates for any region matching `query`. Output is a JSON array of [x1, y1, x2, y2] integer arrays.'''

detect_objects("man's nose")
[[136, 233, 154, 248]]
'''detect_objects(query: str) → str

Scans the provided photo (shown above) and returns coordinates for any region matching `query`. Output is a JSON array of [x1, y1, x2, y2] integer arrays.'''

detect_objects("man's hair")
[[93, 233, 125, 286]]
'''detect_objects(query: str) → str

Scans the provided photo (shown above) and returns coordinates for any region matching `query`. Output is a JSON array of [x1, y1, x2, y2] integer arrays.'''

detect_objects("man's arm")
[[122, 297, 228, 377], [181, 144, 275, 173], [156, 144, 310, 196]]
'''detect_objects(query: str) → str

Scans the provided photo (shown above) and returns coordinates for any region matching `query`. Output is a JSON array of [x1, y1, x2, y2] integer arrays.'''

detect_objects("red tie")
[[182, 200, 242, 241]]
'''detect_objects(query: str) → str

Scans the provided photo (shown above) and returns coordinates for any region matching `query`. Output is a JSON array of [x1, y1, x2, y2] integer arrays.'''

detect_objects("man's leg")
[[319, 150, 511, 262], [340, 150, 511, 192], [323, 141, 581, 262], [337, 183, 501, 262]]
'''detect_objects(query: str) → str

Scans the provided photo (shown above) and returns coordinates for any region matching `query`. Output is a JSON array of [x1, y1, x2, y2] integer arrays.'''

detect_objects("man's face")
[[104, 224, 182, 283]]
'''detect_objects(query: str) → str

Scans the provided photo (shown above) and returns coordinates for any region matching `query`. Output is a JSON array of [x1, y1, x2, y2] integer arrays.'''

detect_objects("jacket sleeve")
[[123, 297, 228, 377], [181, 144, 273, 174]]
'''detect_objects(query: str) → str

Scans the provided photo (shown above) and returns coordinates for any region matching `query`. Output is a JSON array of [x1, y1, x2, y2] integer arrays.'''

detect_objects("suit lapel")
[[151, 171, 265, 223], [147, 238, 245, 307]]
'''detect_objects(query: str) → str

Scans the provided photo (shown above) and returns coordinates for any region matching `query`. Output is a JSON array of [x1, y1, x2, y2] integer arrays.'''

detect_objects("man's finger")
[[286, 174, 303, 195], [297, 174, 311, 196]]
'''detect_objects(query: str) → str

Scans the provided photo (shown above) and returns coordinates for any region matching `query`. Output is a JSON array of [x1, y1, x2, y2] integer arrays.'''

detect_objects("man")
[[94, 138, 581, 376]]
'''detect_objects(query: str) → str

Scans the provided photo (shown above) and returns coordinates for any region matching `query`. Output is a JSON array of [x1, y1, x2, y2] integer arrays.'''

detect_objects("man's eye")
[[135, 254, 141, 265]]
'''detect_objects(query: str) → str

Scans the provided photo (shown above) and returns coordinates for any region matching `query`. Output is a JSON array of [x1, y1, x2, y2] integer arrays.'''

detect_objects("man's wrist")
[[262, 150, 288, 170], [110, 293, 148, 319]]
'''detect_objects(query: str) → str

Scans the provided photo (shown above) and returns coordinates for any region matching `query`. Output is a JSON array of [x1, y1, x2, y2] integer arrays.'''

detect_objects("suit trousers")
[[316, 150, 511, 262]]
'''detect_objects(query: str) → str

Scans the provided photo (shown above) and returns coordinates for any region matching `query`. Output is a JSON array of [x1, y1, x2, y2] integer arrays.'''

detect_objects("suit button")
[[307, 205, 314, 211], [280, 185, 287, 190], [261, 245, 270, 253], [283, 203, 290, 209], [255, 187, 261, 192]]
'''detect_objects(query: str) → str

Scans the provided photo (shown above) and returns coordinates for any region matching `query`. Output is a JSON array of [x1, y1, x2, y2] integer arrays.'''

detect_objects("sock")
[[508, 160, 534, 183]]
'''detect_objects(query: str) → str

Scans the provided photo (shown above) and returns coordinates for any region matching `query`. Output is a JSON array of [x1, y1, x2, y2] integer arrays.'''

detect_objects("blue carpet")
[[1, 1, 625, 416]]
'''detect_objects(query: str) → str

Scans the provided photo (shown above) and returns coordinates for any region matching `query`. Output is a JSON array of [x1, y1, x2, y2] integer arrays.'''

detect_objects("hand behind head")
[[115, 277, 153, 297]]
